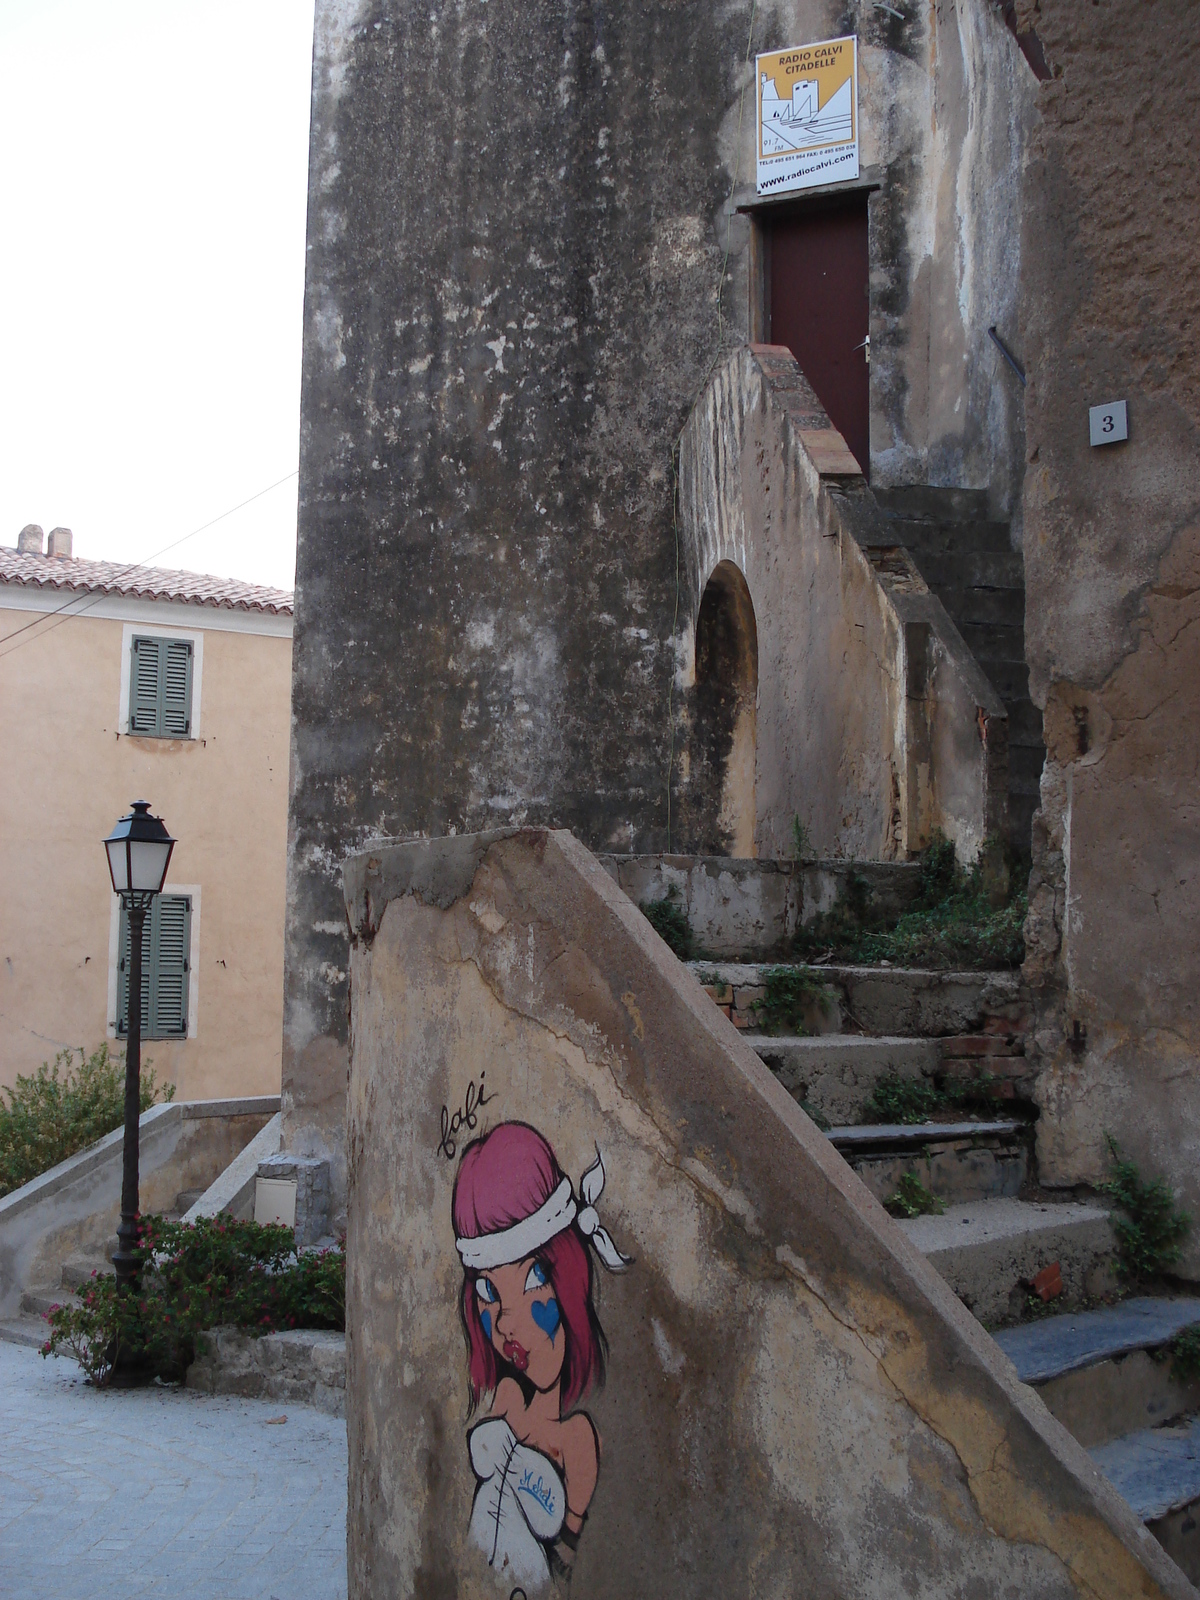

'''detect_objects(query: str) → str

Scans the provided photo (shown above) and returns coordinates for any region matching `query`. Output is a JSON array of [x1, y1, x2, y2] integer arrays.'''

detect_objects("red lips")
[[503, 1338, 530, 1372]]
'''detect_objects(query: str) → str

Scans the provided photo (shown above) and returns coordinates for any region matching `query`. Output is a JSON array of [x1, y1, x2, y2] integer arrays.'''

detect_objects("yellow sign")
[[756, 35, 859, 196]]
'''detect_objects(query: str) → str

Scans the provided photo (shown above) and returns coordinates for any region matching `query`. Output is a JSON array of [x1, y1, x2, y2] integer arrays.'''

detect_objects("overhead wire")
[[0, 469, 299, 663]]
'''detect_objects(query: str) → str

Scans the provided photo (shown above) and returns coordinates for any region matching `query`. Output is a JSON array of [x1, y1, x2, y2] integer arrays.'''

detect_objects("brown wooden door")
[[768, 197, 870, 476]]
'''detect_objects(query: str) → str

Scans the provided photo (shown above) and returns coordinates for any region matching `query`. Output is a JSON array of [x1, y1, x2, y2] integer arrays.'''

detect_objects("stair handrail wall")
[[676, 344, 1007, 861]]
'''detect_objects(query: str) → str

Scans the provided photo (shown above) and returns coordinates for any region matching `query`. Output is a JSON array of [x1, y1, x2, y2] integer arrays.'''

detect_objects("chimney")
[[47, 527, 73, 559], [17, 524, 44, 555]]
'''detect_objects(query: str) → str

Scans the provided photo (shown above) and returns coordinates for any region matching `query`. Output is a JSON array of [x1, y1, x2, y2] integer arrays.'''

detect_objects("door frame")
[[739, 179, 880, 348]]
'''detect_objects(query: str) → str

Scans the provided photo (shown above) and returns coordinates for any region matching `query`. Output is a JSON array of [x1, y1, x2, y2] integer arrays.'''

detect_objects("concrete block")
[[749, 1034, 938, 1123], [256, 1153, 331, 1248], [900, 1197, 1116, 1325]]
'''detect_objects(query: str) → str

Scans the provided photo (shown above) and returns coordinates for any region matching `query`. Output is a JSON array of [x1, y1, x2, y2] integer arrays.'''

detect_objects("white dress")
[[468, 1417, 567, 1592]]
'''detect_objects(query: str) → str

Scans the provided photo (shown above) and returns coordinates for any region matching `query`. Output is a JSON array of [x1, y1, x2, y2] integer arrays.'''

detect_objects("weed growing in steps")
[[864, 1069, 1002, 1124], [792, 831, 1027, 971], [750, 966, 836, 1036], [1169, 1325, 1200, 1385], [41, 1214, 345, 1388], [639, 892, 694, 960], [1100, 1135, 1191, 1285], [0, 1044, 174, 1199], [883, 1173, 945, 1219]]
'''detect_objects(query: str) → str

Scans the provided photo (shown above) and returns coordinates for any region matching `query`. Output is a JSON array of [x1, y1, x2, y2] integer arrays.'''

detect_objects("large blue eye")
[[475, 1277, 498, 1305], [524, 1261, 547, 1293]]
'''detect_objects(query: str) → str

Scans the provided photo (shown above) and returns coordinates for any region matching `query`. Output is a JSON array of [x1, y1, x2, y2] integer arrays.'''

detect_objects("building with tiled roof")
[[2, 525, 293, 615], [0, 524, 294, 1104]]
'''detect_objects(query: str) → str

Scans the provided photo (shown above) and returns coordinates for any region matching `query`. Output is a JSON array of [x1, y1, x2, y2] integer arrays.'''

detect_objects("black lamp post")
[[103, 801, 175, 1287]]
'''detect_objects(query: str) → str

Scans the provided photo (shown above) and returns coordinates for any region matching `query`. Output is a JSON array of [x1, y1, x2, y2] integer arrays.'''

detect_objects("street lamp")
[[103, 801, 175, 1286]]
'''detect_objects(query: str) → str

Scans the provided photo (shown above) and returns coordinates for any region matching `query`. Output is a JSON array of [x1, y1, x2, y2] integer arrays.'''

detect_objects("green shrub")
[[0, 1044, 173, 1199], [41, 1214, 345, 1387], [1100, 1137, 1191, 1285], [640, 894, 693, 960], [866, 1074, 940, 1125], [751, 966, 834, 1036], [884, 1173, 945, 1218]]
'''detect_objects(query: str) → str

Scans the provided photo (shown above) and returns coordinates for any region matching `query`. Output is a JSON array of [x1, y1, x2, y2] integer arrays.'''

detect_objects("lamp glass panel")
[[105, 838, 130, 893], [129, 839, 173, 893]]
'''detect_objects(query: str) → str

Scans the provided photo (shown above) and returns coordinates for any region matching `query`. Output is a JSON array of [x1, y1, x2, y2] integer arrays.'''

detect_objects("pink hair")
[[452, 1122, 606, 1413]]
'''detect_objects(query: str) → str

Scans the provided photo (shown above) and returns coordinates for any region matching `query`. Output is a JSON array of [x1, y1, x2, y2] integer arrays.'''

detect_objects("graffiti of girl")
[[452, 1121, 630, 1590]]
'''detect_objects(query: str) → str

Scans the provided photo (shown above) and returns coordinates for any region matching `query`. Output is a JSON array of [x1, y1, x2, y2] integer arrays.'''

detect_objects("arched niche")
[[693, 561, 758, 857]]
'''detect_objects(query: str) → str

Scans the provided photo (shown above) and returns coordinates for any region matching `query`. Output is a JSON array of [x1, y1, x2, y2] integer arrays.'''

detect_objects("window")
[[129, 634, 194, 737], [117, 894, 192, 1039]]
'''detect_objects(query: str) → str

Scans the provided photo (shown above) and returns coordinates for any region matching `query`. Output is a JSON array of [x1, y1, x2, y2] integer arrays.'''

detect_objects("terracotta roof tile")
[[0, 549, 293, 616]]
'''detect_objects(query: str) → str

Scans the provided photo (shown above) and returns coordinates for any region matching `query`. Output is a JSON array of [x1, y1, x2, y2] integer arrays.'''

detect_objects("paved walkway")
[[0, 1340, 347, 1600]]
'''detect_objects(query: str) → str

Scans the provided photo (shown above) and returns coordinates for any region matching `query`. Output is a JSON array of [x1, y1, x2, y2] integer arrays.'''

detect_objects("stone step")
[[1090, 1416, 1200, 1583], [611, 855, 925, 961], [747, 1034, 938, 1124], [994, 1297, 1200, 1448], [20, 1289, 79, 1318], [872, 485, 993, 524], [61, 1257, 113, 1291], [1009, 743, 1047, 788], [930, 584, 1026, 630], [960, 620, 1027, 664], [978, 659, 1032, 703], [0, 1315, 48, 1349], [829, 1119, 1029, 1206], [897, 1197, 1116, 1327], [1006, 698, 1044, 747], [694, 963, 1026, 1041], [910, 549, 1025, 590]]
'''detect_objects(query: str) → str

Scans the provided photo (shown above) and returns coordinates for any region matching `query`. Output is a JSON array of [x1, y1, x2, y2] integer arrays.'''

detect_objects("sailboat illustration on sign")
[[759, 75, 854, 155]]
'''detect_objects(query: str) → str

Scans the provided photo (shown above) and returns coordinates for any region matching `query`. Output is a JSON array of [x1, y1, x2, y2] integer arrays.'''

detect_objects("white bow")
[[576, 1146, 631, 1272]]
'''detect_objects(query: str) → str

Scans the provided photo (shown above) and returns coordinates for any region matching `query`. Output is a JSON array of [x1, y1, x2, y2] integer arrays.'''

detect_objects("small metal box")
[[255, 1175, 298, 1228], [1089, 399, 1128, 446]]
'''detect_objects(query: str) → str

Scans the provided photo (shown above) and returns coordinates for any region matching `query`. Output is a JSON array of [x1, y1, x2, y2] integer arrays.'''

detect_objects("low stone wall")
[[187, 1326, 346, 1417], [0, 1097, 279, 1316], [340, 829, 1189, 1600], [598, 853, 924, 959]]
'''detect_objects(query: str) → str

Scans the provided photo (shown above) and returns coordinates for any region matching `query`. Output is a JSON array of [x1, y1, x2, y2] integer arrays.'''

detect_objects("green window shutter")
[[152, 895, 191, 1037], [117, 895, 190, 1039], [129, 636, 162, 734], [129, 636, 193, 737], [162, 639, 193, 736], [116, 905, 151, 1037]]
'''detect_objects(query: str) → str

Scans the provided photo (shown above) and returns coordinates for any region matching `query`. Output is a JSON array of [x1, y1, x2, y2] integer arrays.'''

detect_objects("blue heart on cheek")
[[531, 1297, 560, 1345], [480, 1309, 492, 1341]]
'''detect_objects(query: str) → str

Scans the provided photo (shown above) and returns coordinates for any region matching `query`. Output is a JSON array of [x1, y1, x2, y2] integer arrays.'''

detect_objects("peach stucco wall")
[[0, 598, 292, 1102]]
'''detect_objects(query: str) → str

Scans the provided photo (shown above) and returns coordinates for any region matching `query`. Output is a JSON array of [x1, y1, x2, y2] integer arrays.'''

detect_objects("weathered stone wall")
[[678, 344, 1007, 860], [342, 829, 1189, 1600], [1018, 1, 1200, 1272], [286, 0, 1037, 1199]]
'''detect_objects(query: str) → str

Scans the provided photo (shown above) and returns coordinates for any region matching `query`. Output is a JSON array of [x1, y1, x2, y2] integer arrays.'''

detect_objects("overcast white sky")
[[0, 0, 315, 593]]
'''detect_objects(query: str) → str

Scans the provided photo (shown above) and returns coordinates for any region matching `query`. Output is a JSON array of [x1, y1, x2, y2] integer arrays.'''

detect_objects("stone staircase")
[[866, 486, 1045, 853], [688, 921, 1200, 1587], [0, 1187, 203, 1348], [995, 1299, 1200, 1585]]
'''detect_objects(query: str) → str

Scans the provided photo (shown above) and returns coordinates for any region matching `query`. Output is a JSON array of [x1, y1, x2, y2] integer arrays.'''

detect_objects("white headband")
[[456, 1149, 630, 1274]]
